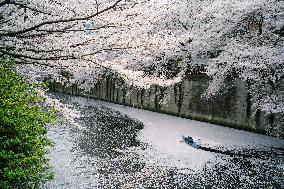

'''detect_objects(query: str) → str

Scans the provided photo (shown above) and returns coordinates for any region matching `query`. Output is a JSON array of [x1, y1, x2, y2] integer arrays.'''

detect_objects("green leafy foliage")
[[0, 58, 57, 189]]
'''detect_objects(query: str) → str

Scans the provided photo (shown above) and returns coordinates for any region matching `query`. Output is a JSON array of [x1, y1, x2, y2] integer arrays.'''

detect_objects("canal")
[[42, 93, 284, 189]]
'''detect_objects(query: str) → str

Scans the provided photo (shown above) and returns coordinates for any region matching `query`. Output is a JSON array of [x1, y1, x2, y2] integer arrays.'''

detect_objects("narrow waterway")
[[42, 93, 284, 189]]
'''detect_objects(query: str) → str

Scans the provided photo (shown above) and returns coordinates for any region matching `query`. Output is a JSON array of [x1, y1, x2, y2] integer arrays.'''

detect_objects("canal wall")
[[48, 73, 274, 135]]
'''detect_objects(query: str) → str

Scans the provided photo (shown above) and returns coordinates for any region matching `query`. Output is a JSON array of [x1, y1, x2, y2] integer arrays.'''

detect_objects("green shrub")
[[0, 58, 57, 189]]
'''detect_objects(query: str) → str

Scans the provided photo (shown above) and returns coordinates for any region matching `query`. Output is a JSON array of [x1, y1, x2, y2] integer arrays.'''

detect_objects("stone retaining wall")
[[49, 74, 269, 134]]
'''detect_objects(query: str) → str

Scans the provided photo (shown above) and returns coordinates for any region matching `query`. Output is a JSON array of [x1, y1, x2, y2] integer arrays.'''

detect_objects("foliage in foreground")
[[0, 58, 57, 189]]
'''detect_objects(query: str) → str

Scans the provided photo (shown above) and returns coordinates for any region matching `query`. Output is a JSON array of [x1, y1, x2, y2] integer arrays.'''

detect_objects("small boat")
[[182, 136, 200, 148]]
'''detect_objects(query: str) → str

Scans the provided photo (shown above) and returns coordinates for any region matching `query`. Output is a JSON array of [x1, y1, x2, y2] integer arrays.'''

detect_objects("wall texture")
[[49, 74, 269, 134]]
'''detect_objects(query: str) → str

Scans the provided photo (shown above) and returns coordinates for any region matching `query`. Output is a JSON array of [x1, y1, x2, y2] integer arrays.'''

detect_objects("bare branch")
[[0, 0, 9, 7], [95, 0, 100, 13], [0, 49, 76, 61], [34, 25, 116, 33], [14, 59, 58, 68], [81, 47, 129, 57], [0, 45, 63, 53], [0, 0, 123, 37]]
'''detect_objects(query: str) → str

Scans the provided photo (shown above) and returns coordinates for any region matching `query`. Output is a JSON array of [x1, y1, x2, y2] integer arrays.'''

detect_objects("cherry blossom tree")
[[0, 0, 192, 126], [0, 0, 192, 90], [0, 0, 123, 82], [194, 0, 284, 136], [1, 0, 283, 135]]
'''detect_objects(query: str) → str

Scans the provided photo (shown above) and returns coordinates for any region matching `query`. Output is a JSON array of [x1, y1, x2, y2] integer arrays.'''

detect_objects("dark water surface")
[[41, 94, 284, 189]]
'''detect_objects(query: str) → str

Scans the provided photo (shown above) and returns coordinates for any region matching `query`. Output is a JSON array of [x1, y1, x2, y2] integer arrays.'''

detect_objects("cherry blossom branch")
[[0, 50, 76, 60], [0, 0, 123, 37], [34, 25, 116, 33], [0, 0, 9, 7], [6, 2, 55, 16]]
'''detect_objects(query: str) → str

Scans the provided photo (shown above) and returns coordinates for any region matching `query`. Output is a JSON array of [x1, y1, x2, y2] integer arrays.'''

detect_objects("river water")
[[41, 94, 284, 189]]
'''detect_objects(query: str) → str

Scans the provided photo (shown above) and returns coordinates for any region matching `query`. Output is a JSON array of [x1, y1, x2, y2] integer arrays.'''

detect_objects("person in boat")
[[185, 136, 194, 144]]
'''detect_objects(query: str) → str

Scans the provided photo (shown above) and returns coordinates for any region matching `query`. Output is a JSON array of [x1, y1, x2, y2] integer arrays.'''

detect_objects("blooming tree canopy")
[[1, 0, 283, 135], [0, 0, 192, 89]]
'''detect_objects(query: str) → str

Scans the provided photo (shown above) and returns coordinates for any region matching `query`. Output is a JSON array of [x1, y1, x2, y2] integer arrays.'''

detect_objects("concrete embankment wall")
[[49, 74, 269, 134]]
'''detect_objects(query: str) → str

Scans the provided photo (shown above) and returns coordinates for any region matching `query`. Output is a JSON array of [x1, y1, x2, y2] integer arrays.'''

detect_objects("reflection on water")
[[42, 94, 284, 189]]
